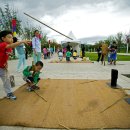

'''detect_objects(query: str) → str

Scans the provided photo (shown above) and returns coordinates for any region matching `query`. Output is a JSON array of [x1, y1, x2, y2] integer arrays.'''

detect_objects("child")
[[110, 42, 117, 65], [58, 49, 63, 61], [0, 30, 30, 100], [96, 45, 102, 62], [43, 47, 47, 59], [73, 50, 77, 60], [15, 37, 27, 72], [23, 61, 43, 92], [63, 47, 67, 57], [101, 43, 109, 66], [66, 50, 72, 62], [32, 30, 42, 63]]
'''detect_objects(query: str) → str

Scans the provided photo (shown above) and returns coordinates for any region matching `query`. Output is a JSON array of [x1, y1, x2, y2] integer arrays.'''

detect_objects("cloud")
[[2, 0, 130, 17], [1, 0, 130, 42]]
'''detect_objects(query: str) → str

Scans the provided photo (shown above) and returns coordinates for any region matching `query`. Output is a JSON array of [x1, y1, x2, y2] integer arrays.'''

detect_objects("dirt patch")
[[0, 79, 130, 129], [50, 60, 93, 63]]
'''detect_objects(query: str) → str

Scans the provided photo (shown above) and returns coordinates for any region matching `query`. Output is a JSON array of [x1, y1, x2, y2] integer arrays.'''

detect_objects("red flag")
[[12, 19, 16, 26]]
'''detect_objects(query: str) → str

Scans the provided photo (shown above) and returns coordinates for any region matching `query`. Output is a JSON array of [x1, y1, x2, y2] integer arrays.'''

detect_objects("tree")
[[41, 34, 48, 49], [107, 36, 115, 44], [50, 39, 60, 50], [115, 32, 123, 52], [0, 4, 22, 35]]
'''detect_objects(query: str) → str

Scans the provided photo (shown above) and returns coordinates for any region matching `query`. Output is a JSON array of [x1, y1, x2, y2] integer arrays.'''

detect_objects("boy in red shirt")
[[0, 30, 30, 100]]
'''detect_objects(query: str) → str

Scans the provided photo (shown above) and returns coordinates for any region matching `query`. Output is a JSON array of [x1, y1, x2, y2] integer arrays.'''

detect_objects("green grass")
[[122, 74, 130, 78], [85, 52, 130, 61]]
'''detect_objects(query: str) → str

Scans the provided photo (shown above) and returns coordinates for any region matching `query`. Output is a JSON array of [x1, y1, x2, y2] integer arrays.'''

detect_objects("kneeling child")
[[23, 61, 43, 91]]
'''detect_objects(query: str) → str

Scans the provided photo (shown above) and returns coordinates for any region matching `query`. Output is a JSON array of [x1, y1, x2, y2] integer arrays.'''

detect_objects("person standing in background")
[[58, 49, 63, 61], [63, 47, 67, 57], [97, 45, 102, 62], [101, 42, 109, 66], [50, 47, 53, 56], [25, 47, 28, 60], [16, 40, 27, 72], [73, 50, 77, 60], [110, 41, 117, 65], [82, 44, 85, 58], [32, 30, 41, 63], [43, 47, 47, 59], [66, 49, 72, 62]]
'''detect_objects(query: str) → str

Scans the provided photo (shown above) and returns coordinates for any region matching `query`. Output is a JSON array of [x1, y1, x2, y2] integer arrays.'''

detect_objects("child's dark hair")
[[34, 30, 39, 34], [35, 61, 43, 67], [0, 30, 12, 41], [33, 30, 39, 37], [13, 37, 18, 43]]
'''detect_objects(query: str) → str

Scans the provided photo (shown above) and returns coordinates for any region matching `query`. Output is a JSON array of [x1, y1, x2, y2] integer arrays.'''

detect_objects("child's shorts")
[[66, 57, 70, 61], [59, 56, 63, 61], [23, 76, 34, 83], [23, 76, 40, 84], [73, 56, 77, 60]]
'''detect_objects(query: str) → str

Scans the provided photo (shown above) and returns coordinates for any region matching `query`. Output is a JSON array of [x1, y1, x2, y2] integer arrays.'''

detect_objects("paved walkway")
[[0, 54, 130, 130]]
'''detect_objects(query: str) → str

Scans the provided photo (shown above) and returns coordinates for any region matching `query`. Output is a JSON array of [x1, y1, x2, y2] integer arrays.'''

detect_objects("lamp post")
[[126, 35, 130, 53], [48, 40, 51, 58]]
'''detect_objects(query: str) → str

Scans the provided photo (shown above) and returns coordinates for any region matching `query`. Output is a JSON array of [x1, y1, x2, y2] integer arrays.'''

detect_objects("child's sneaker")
[[32, 85, 40, 90], [28, 87, 34, 92], [7, 93, 17, 100], [35, 86, 40, 90], [26, 86, 29, 90]]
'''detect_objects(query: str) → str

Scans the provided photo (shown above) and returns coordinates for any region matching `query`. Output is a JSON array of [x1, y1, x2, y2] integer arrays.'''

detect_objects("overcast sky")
[[1, 0, 130, 42]]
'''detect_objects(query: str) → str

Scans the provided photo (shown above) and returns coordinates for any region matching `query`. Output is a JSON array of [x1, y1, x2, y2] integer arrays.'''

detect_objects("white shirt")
[[32, 37, 41, 52], [58, 52, 63, 57]]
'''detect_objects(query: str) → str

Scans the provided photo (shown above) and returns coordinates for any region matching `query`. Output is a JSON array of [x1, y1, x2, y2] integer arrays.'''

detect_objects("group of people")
[[1, 29, 118, 101], [0, 30, 44, 100], [16, 30, 54, 73], [43, 47, 53, 59], [58, 46, 78, 62], [97, 41, 117, 65]]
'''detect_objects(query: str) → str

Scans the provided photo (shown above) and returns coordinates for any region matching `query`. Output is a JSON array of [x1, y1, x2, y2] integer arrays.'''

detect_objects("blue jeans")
[[17, 54, 26, 71], [33, 52, 41, 63], [0, 68, 12, 94], [44, 53, 47, 59]]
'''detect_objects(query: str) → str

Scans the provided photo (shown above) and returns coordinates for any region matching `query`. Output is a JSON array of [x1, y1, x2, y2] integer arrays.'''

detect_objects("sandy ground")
[[0, 79, 130, 129], [0, 54, 130, 130]]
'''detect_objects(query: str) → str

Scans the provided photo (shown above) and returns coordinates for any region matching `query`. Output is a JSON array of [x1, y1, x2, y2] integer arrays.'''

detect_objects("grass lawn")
[[85, 52, 130, 61]]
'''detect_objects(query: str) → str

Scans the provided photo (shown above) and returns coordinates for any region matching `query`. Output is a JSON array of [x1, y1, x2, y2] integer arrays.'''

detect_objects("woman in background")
[[32, 30, 41, 63]]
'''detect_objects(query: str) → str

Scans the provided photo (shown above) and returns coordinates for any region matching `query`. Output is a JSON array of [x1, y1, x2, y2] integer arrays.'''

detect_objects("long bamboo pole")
[[100, 96, 125, 113], [59, 123, 71, 130], [24, 12, 73, 40], [34, 90, 47, 102]]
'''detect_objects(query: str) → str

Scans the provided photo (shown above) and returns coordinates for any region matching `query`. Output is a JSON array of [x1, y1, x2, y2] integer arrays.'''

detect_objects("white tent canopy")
[[61, 31, 81, 55]]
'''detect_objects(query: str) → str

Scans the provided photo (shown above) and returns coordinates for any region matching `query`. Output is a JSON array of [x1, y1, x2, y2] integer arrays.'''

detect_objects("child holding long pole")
[[0, 30, 30, 100]]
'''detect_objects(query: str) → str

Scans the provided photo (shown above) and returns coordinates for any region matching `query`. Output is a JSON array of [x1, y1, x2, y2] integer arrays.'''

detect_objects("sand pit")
[[50, 60, 93, 63], [0, 79, 130, 129]]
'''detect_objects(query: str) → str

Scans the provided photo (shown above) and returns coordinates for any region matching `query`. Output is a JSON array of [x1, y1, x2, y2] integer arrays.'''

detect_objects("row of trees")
[[0, 4, 60, 55], [84, 32, 130, 53]]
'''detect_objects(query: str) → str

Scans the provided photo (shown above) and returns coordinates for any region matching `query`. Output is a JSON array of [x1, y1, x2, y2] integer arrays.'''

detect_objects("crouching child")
[[58, 49, 63, 61], [23, 61, 43, 92]]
